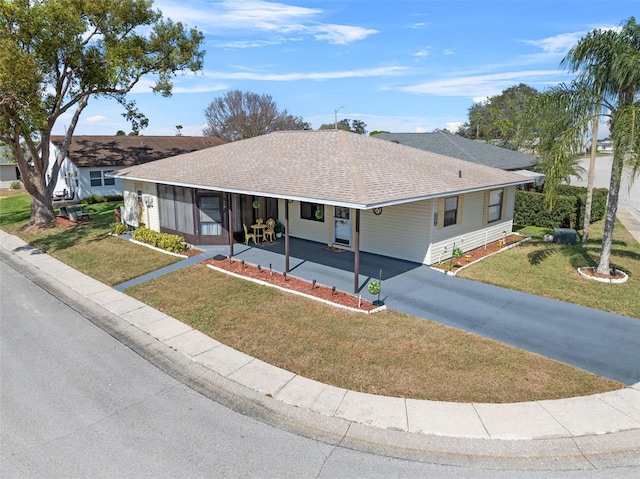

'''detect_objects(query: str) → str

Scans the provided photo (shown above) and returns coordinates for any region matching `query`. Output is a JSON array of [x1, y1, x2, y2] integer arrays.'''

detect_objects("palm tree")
[[534, 17, 640, 275]]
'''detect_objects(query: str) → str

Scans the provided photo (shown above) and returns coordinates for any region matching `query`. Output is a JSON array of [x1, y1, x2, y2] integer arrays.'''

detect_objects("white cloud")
[[313, 24, 378, 45], [443, 49, 454, 56], [156, 0, 376, 44], [401, 70, 564, 98], [203, 66, 409, 81], [86, 115, 107, 123], [413, 48, 430, 58], [522, 31, 586, 54], [408, 22, 426, 29]]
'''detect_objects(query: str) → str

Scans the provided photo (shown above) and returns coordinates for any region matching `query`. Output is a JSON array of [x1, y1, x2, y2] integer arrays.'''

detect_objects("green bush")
[[9, 180, 22, 190], [514, 185, 608, 229], [557, 185, 608, 226], [110, 222, 128, 235], [132, 227, 186, 253], [81, 194, 123, 205], [514, 191, 577, 228]]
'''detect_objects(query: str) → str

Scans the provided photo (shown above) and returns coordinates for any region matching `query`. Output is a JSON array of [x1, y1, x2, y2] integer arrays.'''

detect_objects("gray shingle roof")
[[115, 130, 528, 209], [50, 135, 225, 168], [375, 131, 537, 171]]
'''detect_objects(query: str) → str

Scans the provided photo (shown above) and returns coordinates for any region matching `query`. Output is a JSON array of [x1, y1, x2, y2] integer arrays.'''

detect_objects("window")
[[443, 196, 458, 227], [300, 202, 324, 222], [487, 189, 503, 223], [90, 170, 116, 187], [103, 170, 115, 186], [90, 171, 102, 187]]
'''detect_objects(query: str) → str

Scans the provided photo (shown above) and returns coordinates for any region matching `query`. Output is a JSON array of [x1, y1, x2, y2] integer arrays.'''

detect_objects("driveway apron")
[[381, 267, 640, 386]]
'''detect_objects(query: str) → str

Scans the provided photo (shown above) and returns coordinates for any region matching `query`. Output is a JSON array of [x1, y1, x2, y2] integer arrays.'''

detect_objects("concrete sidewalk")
[[1, 230, 639, 469]]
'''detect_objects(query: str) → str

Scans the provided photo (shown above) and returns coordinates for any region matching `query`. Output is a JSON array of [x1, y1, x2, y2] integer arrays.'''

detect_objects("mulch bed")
[[436, 235, 522, 271], [55, 216, 89, 227], [203, 256, 378, 312]]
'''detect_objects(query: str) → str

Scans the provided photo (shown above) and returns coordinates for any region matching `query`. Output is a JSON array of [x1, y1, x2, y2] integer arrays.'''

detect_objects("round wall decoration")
[[373, 207, 383, 215]]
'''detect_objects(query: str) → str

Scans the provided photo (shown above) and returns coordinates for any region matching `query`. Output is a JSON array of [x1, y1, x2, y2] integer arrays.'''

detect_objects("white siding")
[[429, 187, 516, 264], [122, 180, 158, 230], [77, 167, 124, 199], [360, 201, 433, 263], [285, 201, 331, 244]]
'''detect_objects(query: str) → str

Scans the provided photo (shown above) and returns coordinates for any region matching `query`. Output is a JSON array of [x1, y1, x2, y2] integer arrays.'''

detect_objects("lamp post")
[[334, 105, 345, 130]]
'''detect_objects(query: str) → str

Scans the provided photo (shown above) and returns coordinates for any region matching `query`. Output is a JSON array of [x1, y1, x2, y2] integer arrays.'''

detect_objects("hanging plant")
[[367, 280, 381, 296], [315, 209, 324, 220], [252, 200, 260, 209]]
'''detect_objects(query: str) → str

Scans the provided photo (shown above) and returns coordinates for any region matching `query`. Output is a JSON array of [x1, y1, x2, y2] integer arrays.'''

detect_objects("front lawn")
[[459, 220, 640, 318], [0, 194, 180, 286]]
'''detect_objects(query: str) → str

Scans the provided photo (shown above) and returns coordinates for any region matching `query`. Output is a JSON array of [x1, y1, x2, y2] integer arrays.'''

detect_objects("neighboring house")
[[46, 135, 225, 200], [0, 145, 20, 189], [584, 138, 614, 153], [375, 131, 542, 186], [115, 130, 528, 273]]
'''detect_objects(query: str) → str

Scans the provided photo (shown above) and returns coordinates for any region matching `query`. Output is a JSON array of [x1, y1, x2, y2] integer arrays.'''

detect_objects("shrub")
[[9, 180, 22, 190], [81, 194, 123, 205], [132, 227, 186, 253], [514, 191, 577, 228], [110, 222, 129, 235]]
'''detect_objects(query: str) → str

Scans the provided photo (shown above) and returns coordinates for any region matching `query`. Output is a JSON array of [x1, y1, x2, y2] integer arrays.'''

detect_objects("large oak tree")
[[0, 0, 204, 225]]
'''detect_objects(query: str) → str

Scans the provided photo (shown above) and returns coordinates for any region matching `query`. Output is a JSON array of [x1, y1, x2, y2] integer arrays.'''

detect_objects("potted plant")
[[274, 220, 285, 238], [315, 209, 324, 220], [252, 200, 260, 209]]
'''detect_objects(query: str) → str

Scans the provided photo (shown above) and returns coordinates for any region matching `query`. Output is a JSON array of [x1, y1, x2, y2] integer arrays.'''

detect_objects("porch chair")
[[263, 218, 276, 242], [243, 223, 258, 245]]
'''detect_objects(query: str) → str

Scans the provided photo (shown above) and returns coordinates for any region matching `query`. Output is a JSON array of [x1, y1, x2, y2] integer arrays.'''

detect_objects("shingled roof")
[[50, 135, 225, 168], [375, 131, 537, 171], [115, 130, 528, 209]]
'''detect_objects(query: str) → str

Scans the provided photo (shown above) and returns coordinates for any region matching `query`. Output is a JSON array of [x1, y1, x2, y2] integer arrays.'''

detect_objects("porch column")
[[285, 200, 290, 272], [227, 193, 234, 257], [354, 209, 360, 294]]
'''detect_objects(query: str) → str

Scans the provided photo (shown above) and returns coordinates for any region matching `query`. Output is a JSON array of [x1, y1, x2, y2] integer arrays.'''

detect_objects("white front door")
[[333, 206, 351, 247]]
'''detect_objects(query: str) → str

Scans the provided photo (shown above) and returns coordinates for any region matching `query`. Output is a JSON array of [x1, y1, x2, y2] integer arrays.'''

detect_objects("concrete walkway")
[[1, 230, 639, 469]]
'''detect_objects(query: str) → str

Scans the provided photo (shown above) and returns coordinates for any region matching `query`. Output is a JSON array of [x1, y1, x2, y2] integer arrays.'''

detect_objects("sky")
[[52, 0, 638, 138]]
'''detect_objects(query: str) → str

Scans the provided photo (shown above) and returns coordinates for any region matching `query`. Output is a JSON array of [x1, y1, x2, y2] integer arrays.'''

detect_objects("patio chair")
[[243, 224, 258, 245], [263, 218, 276, 242]]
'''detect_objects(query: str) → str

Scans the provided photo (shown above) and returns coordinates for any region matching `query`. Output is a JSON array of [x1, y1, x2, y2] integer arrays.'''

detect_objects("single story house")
[[114, 130, 529, 291], [375, 131, 543, 186], [46, 135, 225, 200], [0, 145, 20, 189]]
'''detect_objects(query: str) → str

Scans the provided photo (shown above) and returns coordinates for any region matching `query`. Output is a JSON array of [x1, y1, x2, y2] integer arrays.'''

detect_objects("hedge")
[[132, 227, 186, 253], [514, 185, 608, 229]]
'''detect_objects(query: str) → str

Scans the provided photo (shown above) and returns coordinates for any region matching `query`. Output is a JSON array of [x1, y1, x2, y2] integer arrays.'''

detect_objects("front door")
[[333, 206, 351, 247]]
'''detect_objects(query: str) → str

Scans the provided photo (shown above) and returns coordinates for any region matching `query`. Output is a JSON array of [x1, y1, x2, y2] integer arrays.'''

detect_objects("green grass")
[[462, 220, 640, 318], [0, 193, 625, 402], [0, 193, 180, 285], [127, 264, 621, 403]]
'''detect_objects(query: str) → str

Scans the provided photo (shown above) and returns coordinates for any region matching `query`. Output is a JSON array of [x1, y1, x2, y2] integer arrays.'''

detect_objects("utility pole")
[[334, 105, 345, 130]]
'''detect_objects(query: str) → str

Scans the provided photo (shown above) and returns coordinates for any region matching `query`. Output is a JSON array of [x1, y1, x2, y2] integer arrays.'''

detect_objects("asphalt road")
[[571, 154, 640, 216], [2, 251, 638, 478]]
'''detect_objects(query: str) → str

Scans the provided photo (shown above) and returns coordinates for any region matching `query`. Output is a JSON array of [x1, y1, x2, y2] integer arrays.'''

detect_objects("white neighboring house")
[[114, 130, 530, 267], [46, 135, 225, 200], [0, 145, 20, 189]]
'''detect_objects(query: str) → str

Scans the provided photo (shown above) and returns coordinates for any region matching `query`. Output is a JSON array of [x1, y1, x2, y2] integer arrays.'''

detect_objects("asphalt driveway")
[[381, 266, 640, 386]]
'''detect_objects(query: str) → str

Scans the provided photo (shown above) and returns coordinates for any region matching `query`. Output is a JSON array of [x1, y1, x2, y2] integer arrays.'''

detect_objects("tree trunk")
[[582, 101, 601, 243], [596, 153, 623, 275], [29, 180, 56, 225]]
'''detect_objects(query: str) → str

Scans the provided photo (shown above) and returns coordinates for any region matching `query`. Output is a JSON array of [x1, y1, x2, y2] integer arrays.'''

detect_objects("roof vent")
[[458, 170, 462, 178]]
